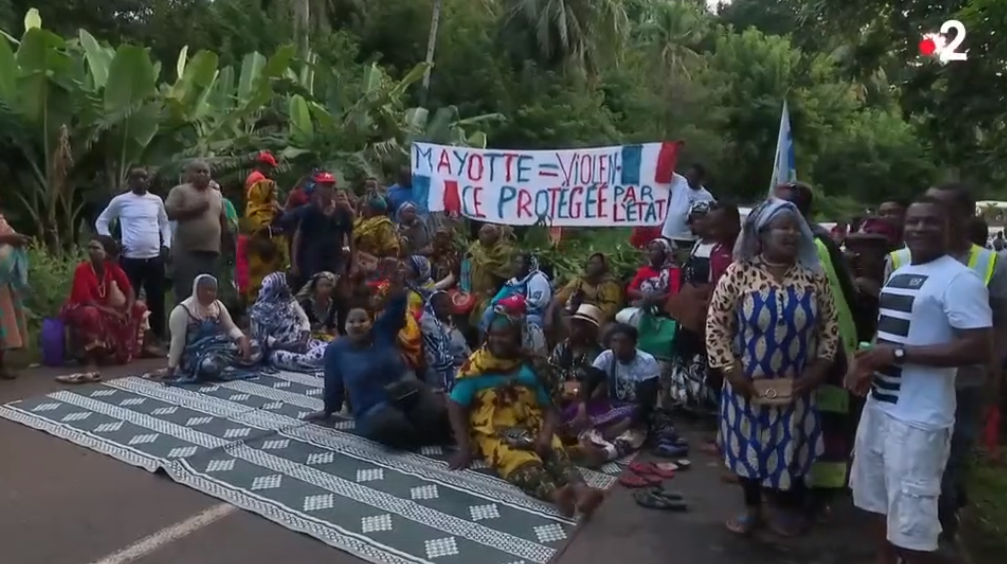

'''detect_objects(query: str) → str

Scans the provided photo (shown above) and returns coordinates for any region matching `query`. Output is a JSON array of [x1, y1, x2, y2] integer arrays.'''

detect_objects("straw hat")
[[571, 304, 603, 327]]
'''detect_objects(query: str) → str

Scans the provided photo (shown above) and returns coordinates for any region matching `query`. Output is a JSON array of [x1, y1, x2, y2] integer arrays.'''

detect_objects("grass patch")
[[963, 458, 1007, 562]]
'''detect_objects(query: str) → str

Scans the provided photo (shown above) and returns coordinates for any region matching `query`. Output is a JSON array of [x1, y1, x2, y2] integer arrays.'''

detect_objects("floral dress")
[[705, 259, 840, 490]]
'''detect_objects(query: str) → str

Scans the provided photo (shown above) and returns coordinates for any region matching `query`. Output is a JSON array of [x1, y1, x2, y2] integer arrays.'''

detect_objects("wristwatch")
[[893, 346, 907, 364]]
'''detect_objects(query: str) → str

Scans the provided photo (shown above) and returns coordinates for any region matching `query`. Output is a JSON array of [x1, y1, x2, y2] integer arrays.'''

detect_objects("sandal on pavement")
[[56, 372, 100, 384], [633, 488, 688, 512], [725, 512, 760, 535], [629, 461, 676, 479], [619, 473, 661, 488]]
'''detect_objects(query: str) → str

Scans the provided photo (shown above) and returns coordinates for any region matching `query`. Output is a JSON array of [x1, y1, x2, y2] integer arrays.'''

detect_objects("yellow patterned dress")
[[705, 258, 839, 490], [449, 348, 584, 500], [244, 178, 288, 301]]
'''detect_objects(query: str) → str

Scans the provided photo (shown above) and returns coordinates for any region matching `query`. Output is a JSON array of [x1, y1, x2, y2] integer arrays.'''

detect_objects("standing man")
[[290, 172, 355, 290], [887, 184, 1007, 544], [165, 160, 227, 302], [386, 166, 413, 214], [95, 168, 172, 343], [851, 195, 992, 564], [878, 199, 908, 248], [660, 163, 713, 260]]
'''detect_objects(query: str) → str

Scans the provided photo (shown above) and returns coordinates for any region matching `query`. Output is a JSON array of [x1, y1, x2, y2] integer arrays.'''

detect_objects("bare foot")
[[552, 485, 577, 518], [574, 485, 605, 519]]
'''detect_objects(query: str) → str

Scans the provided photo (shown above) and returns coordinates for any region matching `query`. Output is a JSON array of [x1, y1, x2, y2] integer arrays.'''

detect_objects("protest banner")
[[410, 141, 682, 227]]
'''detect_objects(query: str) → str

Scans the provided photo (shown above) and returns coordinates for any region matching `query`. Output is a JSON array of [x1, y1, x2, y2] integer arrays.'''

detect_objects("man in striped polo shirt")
[[851, 195, 992, 564], [885, 183, 1007, 542]]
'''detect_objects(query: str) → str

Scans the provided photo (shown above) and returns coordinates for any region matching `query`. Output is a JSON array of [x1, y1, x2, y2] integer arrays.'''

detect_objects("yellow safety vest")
[[888, 244, 997, 286]]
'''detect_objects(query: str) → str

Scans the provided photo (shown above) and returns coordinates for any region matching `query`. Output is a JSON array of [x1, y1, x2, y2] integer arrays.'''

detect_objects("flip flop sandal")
[[674, 459, 691, 470], [652, 487, 685, 501], [633, 488, 688, 512], [725, 512, 760, 535], [629, 461, 677, 479], [619, 473, 662, 488], [56, 372, 99, 384]]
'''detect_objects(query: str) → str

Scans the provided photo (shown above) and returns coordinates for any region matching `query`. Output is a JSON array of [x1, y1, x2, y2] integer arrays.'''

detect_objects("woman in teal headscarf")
[[0, 210, 30, 379]]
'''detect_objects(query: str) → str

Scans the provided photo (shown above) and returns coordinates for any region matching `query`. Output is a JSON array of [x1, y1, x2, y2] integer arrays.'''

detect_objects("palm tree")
[[496, 0, 629, 74]]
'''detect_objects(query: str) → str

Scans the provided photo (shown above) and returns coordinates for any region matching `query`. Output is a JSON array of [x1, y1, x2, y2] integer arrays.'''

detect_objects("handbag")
[[751, 378, 794, 406], [637, 312, 677, 361]]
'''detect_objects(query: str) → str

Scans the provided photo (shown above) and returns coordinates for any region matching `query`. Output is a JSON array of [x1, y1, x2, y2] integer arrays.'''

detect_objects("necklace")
[[91, 264, 107, 298]]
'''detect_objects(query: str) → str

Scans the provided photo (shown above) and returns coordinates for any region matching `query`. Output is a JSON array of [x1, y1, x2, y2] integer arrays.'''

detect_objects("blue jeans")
[[939, 386, 983, 535]]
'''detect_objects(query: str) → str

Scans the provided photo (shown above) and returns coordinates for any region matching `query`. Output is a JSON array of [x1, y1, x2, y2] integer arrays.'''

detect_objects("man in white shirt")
[[849, 196, 992, 564], [95, 168, 172, 342], [660, 164, 713, 257]]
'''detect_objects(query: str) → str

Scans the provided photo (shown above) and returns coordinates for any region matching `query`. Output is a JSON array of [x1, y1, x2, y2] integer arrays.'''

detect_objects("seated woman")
[[565, 324, 660, 465], [548, 252, 623, 333], [396, 201, 433, 256], [464, 224, 514, 325], [59, 236, 150, 383], [297, 271, 340, 340], [421, 290, 471, 391], [482, 251, 551, 331], [354, 197, 400, 259], [162, 275, 262, 382], [250, 272, 329, 372], [446, 307, 604, 517], [625, 239, 679, 311], [430, 228, 461, 289], [304, 268, 449, 449], [405, 255, 436, 317], [547, 304, 604, 399]]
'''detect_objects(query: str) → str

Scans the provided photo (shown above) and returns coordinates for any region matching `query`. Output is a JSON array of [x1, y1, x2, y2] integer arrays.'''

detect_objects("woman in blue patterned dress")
[[705, 198, 839, 537], [250, 272, 329, 372]]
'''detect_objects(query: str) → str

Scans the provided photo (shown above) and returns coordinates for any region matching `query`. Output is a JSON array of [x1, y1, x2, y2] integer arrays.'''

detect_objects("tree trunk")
[[292, 0, 311, 59], [420, 0, 443, 107]]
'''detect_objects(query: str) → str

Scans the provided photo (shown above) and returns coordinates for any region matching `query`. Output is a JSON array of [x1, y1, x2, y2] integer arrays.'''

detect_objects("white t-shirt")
[[870, 255, 992, 430], [592, 349, 660, 402], [95, 192, 172, 259], [660, 173, 713, 241]]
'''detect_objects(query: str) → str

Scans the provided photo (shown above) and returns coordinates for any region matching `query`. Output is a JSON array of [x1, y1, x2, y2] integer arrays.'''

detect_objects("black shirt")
[[295, 204, 353, 274]]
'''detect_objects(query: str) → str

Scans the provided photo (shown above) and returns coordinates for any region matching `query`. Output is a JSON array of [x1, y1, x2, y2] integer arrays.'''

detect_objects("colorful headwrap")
[[734, 198, 820, 271]]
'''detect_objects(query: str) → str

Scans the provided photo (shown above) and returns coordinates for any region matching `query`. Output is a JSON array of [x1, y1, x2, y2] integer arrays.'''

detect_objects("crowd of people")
[[0, 151, 1002, 563]]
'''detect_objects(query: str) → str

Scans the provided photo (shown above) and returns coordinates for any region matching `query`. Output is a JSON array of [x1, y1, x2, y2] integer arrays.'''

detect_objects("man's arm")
[[94, 196, 120, 236], [156, 199, 172, 249], [164, 186, 209, 221]]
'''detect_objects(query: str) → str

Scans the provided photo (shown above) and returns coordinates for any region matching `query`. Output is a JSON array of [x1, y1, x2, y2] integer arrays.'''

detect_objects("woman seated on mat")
[[547, 252, 622, 334], [705, 198, 838, 537], [421, 290, 471, 391], [481, 251, 551, 334], [446, 305, 605, 518], [564, 323, 664, 465], [405, 255, 437, 318], [58, 236, 151, 383], [624, 239, 680, 312], [546, 304, 604, 399], [250, 272, 329, 372], [160, 275, 261, 382], [353, 197, 400, 259], [396, 201, 433, 257], [304, 267, 450, 450], [297, 271, 341, 340], [464, 224, 515, 326]]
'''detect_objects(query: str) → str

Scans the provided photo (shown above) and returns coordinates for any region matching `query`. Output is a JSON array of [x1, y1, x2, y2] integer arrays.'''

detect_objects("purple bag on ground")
[[40, 316, 65, 367]]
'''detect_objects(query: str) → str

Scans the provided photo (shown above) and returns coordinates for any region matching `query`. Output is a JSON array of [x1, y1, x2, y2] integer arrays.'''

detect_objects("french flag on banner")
[[627, 140, 682, 248]]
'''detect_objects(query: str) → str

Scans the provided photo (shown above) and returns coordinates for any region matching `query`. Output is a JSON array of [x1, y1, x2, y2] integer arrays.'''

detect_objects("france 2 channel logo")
[[918, 20, 968, 63]]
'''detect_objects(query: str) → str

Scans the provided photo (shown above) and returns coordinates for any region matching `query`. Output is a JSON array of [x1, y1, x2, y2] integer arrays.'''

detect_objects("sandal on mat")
[[629, 461, 677, 479], [56, 372, 100, 384], [619, 473, 661, 488], [633, 488, 688, 512], [726, 512, 760, 535]]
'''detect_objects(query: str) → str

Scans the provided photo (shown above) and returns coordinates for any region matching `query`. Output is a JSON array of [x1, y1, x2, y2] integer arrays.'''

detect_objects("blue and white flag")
[[768, 100, 797, 194]]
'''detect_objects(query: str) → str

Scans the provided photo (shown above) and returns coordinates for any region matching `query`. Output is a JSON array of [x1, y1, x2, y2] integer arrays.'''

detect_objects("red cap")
[[313, 171, 336, 184], [256, 151, 278, 167]]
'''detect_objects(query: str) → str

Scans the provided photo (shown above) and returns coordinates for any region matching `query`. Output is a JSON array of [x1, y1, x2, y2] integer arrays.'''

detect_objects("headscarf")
[[248, 272, 297, 331], [367, 196, 388, 214], [408, 255, 433, 286], [296, 271, 337, 301], [648, 238, 674, 267], [395, 201, 419, 224], [733, 198, 819, 272], [180, 274, 222, 319], [640, 238, 675, 295]]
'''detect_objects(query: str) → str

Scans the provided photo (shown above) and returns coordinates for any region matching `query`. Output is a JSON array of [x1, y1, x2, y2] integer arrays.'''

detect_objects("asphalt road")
[[0, 361, 874, 564]]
